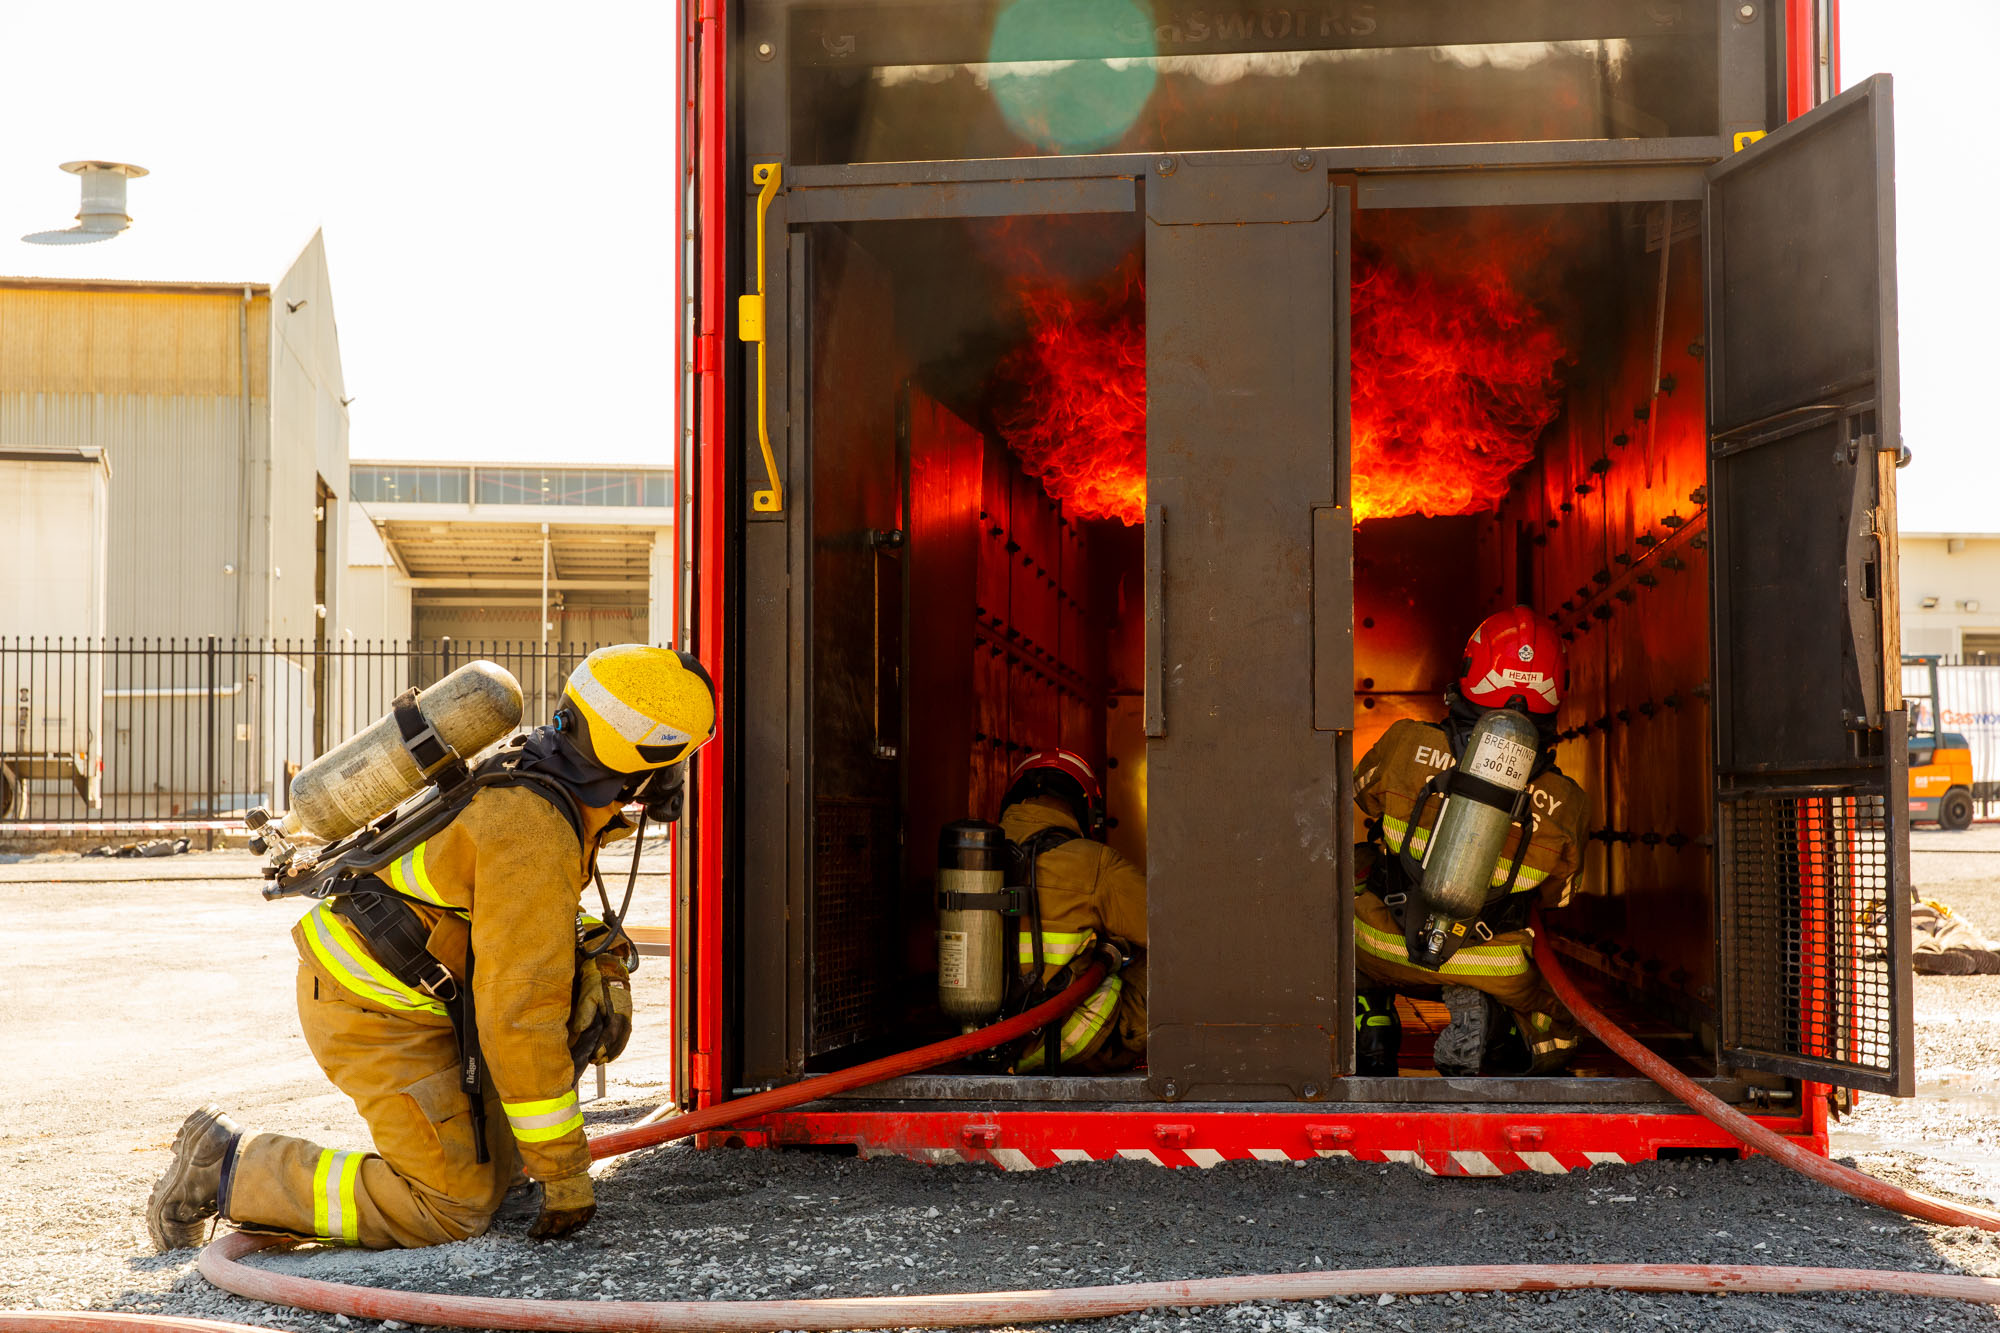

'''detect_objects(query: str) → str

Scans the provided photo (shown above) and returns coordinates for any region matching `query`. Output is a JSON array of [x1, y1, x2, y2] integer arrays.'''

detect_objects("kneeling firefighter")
[[994, 751, 1147, 1072], [1352, 608, 1589, 1077], [146, 645, 715, 1251]]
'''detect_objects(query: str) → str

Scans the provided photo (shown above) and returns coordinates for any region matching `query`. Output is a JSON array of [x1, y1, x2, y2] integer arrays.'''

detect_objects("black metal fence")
[[1, 638, 626, 829]]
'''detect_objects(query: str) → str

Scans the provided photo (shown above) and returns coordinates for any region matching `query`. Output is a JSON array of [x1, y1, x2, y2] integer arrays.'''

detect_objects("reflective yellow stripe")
[[310, 1150, 332, 1238], [388, 841, 455, 910], [311, 1149, 362, 1244], [1379, 816, 1545, 892], [1018, 929, 1092, 968], [1354, 917, 1531, 978], [301, 903, 446, 1016], [1017, 974, 1123, 1072], [503, 1092, 584, 1143]]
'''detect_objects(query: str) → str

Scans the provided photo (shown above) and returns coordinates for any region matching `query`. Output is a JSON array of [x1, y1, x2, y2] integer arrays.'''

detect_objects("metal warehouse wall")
[[0, 238, 348, 642], [0, 282, 267, 638], [268, 234, 350, 643]]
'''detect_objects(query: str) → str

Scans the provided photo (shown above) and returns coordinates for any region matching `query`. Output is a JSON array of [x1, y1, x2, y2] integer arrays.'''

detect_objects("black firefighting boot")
[[146, 1103, 243, 1252], [1433, 985, 1502, 1077], [1355, 987, 1401, 1076]]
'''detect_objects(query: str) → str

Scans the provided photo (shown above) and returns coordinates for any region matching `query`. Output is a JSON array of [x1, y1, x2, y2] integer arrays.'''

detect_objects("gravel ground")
[[6, 837, 2000, 1330]]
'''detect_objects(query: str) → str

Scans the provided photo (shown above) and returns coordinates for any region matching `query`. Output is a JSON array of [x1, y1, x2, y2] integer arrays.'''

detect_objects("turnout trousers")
[[1352, 890, 1580, 1063], [225, 966, 519, 1248]]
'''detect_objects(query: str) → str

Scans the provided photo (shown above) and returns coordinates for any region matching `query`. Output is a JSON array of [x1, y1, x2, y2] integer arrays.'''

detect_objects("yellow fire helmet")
[[559, 645, 717, 775]]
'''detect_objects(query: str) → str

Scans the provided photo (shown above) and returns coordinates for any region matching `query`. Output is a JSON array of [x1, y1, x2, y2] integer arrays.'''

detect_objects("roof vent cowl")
[[22, 161, 149, 246]]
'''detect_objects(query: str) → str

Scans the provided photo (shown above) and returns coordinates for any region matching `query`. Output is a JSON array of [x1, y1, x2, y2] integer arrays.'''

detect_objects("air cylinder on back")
[[937, 820, 1009, 1030], [1411, 706, 1542, 967], [279, 661, 524, 840]]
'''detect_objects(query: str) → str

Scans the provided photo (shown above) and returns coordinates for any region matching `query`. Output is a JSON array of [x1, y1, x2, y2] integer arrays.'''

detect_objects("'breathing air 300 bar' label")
[[1465, 730, 1535, 788]]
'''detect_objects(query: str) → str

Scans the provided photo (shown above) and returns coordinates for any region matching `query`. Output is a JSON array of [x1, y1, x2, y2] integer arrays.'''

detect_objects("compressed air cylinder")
[[280, 661, 524, 840], [937, 820, 1008, 1030], [1417, 707, 1542, 922]]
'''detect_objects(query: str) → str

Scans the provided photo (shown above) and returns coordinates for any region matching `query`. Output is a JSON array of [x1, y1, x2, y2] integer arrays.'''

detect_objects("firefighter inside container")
[[145, 646, 716, 1251], [1352, 608, 1589, 1077], [998, 751, 1147, 1072]]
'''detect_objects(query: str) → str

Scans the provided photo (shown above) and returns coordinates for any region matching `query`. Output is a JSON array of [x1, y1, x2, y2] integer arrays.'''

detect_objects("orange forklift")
[[1905, 655, 1977, 830]]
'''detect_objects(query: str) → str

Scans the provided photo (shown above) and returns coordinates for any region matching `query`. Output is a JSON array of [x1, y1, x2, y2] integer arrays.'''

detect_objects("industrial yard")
[[4, 832, 2000, 1330]]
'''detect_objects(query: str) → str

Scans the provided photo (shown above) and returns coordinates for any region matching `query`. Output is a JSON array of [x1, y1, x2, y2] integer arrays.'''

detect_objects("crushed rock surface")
[[3, 830, 2000, 1330]]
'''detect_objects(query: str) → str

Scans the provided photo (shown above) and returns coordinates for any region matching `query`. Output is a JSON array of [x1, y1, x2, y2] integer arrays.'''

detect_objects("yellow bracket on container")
[[740, 161, 784, 513]]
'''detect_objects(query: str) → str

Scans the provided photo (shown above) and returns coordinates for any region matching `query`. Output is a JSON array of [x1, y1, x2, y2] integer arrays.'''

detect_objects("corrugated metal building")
[[0, 232, 348, 641], [0, 222, 348, 821]]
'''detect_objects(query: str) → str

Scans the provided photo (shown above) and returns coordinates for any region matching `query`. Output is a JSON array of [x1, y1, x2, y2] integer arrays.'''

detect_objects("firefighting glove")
[[568, 953, 633, 1079], [528, 1173, 597, 1240]]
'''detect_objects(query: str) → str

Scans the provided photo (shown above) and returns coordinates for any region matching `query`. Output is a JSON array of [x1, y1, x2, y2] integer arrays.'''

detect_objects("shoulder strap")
[[472, 747, 589, 845]]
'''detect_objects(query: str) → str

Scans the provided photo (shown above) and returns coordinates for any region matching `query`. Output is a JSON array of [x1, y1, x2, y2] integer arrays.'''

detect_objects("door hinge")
[[692, 332, 723, 375]]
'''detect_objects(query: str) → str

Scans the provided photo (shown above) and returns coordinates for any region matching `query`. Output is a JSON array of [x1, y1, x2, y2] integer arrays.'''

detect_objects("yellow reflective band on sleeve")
[[1016, 974, 1123, 1072], [503, 1092, 585, 1144], [1354, 917, 1531, 978], [311, 1148, 363, 1245], [388, 841, 457, 911], [1018, 929, 1093, 968], [301, 903, 447, 1016]]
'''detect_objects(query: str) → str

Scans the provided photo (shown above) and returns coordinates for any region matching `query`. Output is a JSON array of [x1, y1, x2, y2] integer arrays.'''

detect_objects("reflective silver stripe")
[[387, 841, 456, 910], [569, 661, 691, 749], [300, 903, 445, 1015], [502, 1092, 584, 1143], [1018, 974, 1123, 1071], [314, 1148, 361, 1244]]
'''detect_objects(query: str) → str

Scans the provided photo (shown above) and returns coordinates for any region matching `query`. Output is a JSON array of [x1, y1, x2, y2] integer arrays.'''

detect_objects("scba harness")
[[953, 826, 1127, 1075], [1375, 727, 1559, 969], [268, 703, 633, 1165]]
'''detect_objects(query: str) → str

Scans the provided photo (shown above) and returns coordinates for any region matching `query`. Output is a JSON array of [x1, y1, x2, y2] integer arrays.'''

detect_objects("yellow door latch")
[[1733, 130, 1767, 152], [740, 161, 784, 513]]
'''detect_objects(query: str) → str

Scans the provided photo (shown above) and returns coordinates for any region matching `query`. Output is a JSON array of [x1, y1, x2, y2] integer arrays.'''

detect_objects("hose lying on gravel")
[[196, 1236, 2000, 1331], [1531, 913, 2000, 1234], [164, 936, 2000, 1330], [0, 1313, 290, 1333]]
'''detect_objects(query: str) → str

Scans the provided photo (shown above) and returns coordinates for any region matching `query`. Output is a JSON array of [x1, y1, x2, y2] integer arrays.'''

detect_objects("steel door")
[[1706, 75, 1912, 1095], [1145, 156, 1352, 1100]]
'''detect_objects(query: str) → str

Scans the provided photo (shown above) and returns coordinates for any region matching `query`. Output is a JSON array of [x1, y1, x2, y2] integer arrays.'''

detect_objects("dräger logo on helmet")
[[641, 724, 691, 747]]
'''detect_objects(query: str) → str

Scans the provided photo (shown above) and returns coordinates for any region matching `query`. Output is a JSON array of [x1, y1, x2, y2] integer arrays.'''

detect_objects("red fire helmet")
[[1459, 607, 1566, 716], [1002, 748, 1107, 839]]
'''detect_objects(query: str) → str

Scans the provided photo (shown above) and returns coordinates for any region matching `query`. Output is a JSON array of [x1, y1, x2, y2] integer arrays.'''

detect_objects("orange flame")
[[996, 231, 1565, 525], [994, 258, 1148, 526], [1350, 234, 1567, 521]]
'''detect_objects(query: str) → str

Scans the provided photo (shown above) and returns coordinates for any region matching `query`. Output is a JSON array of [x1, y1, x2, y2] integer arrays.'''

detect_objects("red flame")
[[1350, 233, 1567, 521], [996, 229, 1565, 525], [994, 258, 1148, 526]]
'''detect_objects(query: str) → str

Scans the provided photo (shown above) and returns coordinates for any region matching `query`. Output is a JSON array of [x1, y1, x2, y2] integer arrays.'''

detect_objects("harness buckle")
[[1475, 920, 1495, 942], [1382, 892, 1408, 908]]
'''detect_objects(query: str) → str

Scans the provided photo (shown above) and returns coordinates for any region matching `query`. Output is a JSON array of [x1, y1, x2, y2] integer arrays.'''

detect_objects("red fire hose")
[[35, 937, 2000, 1332], [585, 957, 1110, 1160], [1530, 917, 2000, 1233]]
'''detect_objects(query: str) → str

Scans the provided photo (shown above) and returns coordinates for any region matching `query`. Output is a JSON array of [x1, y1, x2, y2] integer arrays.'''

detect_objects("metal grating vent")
[[1721, 790, 1900, 1090], [809, 797, 897, 1055]]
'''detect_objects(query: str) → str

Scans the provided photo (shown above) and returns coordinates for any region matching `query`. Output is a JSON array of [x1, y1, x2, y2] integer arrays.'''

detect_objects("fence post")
[[205, 636, 218, 851]]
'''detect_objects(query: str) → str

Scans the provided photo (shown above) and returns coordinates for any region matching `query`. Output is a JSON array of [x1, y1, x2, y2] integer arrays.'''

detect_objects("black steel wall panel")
[[1143, 162, 1346, 1100]]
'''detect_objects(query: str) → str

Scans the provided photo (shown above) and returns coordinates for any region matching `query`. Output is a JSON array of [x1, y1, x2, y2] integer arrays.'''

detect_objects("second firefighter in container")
[[998, 750, 1147, 1072], [1352, 608, 1588, 1077]]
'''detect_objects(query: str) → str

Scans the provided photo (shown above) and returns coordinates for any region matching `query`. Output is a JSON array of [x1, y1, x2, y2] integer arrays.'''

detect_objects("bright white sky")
[[0, 2, 679, 468], [0, 2, 1987, 527]]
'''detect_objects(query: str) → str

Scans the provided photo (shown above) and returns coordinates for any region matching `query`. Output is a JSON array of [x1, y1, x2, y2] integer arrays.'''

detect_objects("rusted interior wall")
[[968, 441, 1107, 824], [1496, 208, 1715, 1008]]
